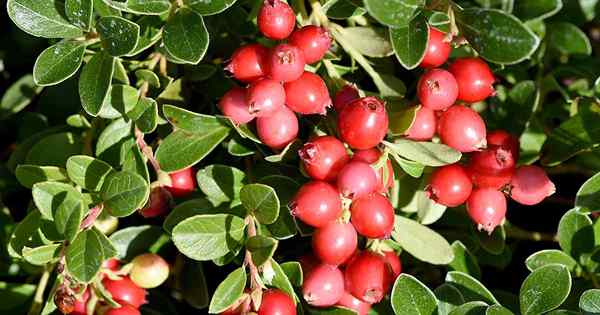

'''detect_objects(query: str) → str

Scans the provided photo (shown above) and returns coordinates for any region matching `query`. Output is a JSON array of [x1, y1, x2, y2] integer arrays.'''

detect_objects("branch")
[[27, 265, 52, 315]]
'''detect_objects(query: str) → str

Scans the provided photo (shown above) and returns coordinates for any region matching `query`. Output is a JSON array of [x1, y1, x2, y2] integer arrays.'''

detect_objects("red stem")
[[80, 204, 104, 230], [135, 128, 161, 173]]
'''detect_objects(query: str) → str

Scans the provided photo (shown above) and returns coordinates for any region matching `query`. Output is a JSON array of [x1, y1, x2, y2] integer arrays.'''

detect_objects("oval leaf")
[[33, 40, 85, 86], [576, 172, 600, 212], [97, 16, 141, 57], [163, 8, 209, 64], [339, 26, 393, 58], [7, 0, 83, 38], [101, 171, 150, 217], [363, 0, 423, 28], [392, 215, 454, 265], [31, 181, 83, 240], [445, 271, 499, 305], [580, 289, 600, 314], [208, 267, 246, 314], [390, 13, 429, 69], [0, 74, 43, 119], [15, 165, 68, 188], [519, 264, 572, 315], [548, 22, 592, 56], [391, 274, 437, 315], [79, 52, 115, 116], [240, 184, 279, 224], [385, 139, 461, 167], [66, 229, 105, 283], [525, 249, 577, 272], [66, 155, 114, 191], [155, 128, 230, 172], [65, 0, 93, 30], [184, 0, 237, 15], [557, 209, 594, 258], [197, 164, 246, 206]]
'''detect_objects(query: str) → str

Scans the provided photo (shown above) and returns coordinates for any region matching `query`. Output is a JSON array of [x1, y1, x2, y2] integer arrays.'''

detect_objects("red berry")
[[247, 78, 286, 117], [102, 276, 147, 308], [258, 289, 296, 315], [487, 130, 520, 161], [139, 186, 171, 218], [130, 253, 170, 289], [469, 146, 516, 174], [405, 105, 437, 141], [299, 136, 349, 181], [70, 288, 90, 315], [333, 85, 360, 112], [256, 106, 299, 149], [303, 264, 345, 307], [344, 251, 391, 304], [298, 254, 320, 275], [257, 0, 296, 40], [337, 161, 378, 199], [284, 71, 332, 115], [167, 168, 196, 198], [467, 168, 514, 190], [219, 87, 255, 125], [289, 25, 332, 64], [225, 44, 269, 83], [312, 221, 358, 265], [350, 193, 395, 238], [352, 148, 394, 193], [102, 258, 121, 271], [268, 44, 306, 82], [338, 97, 389, 150], [336, 291, 372, 315], [104, 305, 141, 315], [417, 69, 458, 111], [289, 181, 342, 228], [509, 165, 555, 205], [467, 188, 507, 234], [448, 57, 495, 102], [438, 105, 487, 152], [381, 251, 401, 292], [420, 27, 452, 68], [427, 164, 473, 207]]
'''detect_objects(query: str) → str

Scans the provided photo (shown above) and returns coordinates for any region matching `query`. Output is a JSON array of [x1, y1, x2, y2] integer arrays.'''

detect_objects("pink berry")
[[268, 44, 306, 82], [219, 87, 255, 125], [467, 188, 507, 234], [257, 0, 296, 40], [427, 164, 473, 207], [333, 84, 360, 112], [487, 130, 520, 161], [509, 165, 555, 205], [352, 148, 394, 193], [70, 288, 90, 315], [299, 135, 350, 181], [139, 186, 171, 218], [350, 193, 395, 239], [337, 161, 378, 199], [336, 291, 372, 315], [438, 105, 487, 152], [102, 277, 147, 308], [256, 106, 298, 149], [167, 167, 196, 198], [312, 221, 358, 265], [246, 78, 285, 117], [258, 289, 296, 315], [405, 105, 437, 141], [417, 68, 458, 111], [448, 57, 495, 102], [284, 71, 332, 115], [344, 251, 390, 304], [225, 44, 269, 83], [338, 97, 389, 150], [420, 27, 452, 68], [289, 181, 342, 228], [289, 25, 332, 64], [382, 251, 402, 279], [303, 264, 345, 307]]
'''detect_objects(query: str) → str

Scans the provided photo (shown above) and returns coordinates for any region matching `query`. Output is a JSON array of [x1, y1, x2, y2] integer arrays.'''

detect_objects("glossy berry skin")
[[256, 106, 299, 150], [468, 168, 514, 190], [225, 44, 269, 83], [139, 186, 171, 218], [467, 145, 516, 189], [350, 193, 395, 238], [487, 130, 520, 161], [510, 165, 556, 205], [268, 44, 306, 82], [337, 161, 378, 199], [247, 79, 285, 117], [405, 105, 437, 141], [130, 254, 170, 289], [344, 251, 391, 304], [336, 291, 372, 315], [352, 148, 394, 193], [284, 72, 332, 115], [427, 164, 473, 207], [333, 85, 360, 112], [102, 258, 121, 271], [448, 58, 495, 102], [338, 97, 389, 150], [289, 25, 332, 64], [104, 305, 141, 315], [102, 276, 147, 308], [257, 0, 295, 40], [289, 181, 342, 228], [417, 69, 458, 111], [438, 105, 487, 152], [420, 27, 452, 68], [381, 251, 402, 292], [312, 221, 358, 265], [258, 289, 296, 315], [70, 289, 90, 315], [219, 87, 254, 125], [167, 168, 196, 198], [299, 136, 350, 181], [467, 188, 507, 234], [303, 264, 345, 307]]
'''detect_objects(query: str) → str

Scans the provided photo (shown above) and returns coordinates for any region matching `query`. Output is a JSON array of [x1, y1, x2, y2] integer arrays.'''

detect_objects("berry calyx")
[[338, 97, 389, 150], [70, 288, 90, 315], [289, 181, 342, 228], [167, 168, 196, 198], [467, 144, 516, 189], [404, 105, 437, 141], [333, 85, 360, 112], [299, 135, 350, 181], [420, 27, 452, 68], [219, 87, 255, 125], [350, 193, 395, 238], [302, 264, 345, 307], [417, 68, 458, 111], [256, 106, 299, 149], [130, 253, 170, 289], [344, 251, 390, 304], [246, 78, 286, 117], [289, 25, 332, 64], [438, 105, 487, 152], [336, 291, 372, 315], [509, 165, 555, 205], [225, 44, 269, 83], [448, 57, 495, 102], [258, 289, 296, 315], [284, 71, 332, 115], [102, 276, 147, 308], [312, 221, 358, 265], [351, 148, 394, 193], [427, 164, 473, 207], [337, 161, 378, 199], [467, 188, 507, 234], [103, 305, 141, 315], [268, 44, 306, 82], [257, 0, 296, 40], [139, 186, 171, 218]]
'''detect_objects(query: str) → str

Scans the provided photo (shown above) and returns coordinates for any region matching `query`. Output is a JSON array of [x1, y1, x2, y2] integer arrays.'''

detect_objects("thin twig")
[[27, 265, 52, 315], [504, 223, 557, 242]]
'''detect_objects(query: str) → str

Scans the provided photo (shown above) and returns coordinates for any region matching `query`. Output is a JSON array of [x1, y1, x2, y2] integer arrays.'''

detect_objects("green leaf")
[[164, 106, 229, 133], [101, 171, 150, 217], [446, 271, 499, 305], [389, 153, 424, 178], [7, 0, 83, 38], [164, 198, 227, 233], [435, 284, 465, 315], [196, 164, 246, 206], [180, 259, 210, 309], [103, 84, 140, 118], [449, 302, 488, 315], [79, 52, 115, 116], [580, 289, 600, 314], [208, 267, 246, 314], [455, 8, 540, 65], [0, 74, 43, 120], [486, 305, 514, 315], [513, 0, 563, 20], [31, 182, 83, 240], [101, 0, 171, 15], [135, 69, 160, 88], [577, 172, 600, 212], [280, 261, 303, 287], [8, 210, 42, 258], [65, 229, 105, 282], [519, 264, 572, 315], [25, 132, 83, 167], [247, 236, 278, 267], [97, 16, 140, 57], [389, 104, 418, 136], [66, 155, 114, 191], [22, 244, 62, 265], [548, 22, 592, 56], [240, 184, 279, 224], [184, 0, 237, 15], [15, 165, 68, 188], [391, 274, 437, 315], [65, 0, 93, 30], [392, 215, 454, 264], [133, 97, 158, 133], [449, 241, 481, 279], [109, 225, 165, 259], [385, 139, 462, 167], [264, 259, 298, 303], [475, 225, 506, 255], [390, 14, 429, 69], [363, 0, 423, 28], [33, 40, 85, 86], [0, 282, 36, 311], [127, 16, 163, 56], [264, 139, 302, 163], [323, 0, 367, 19], [259, 175, 300, 240], [525, 249, 577, 272], [557, 209, 594, 258], [155, 128, 230, 172], [172, 214, 246, 261], [163, 8, 209, 64], [339, 26, 393, 58], [95, 118, 132, 164]]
